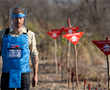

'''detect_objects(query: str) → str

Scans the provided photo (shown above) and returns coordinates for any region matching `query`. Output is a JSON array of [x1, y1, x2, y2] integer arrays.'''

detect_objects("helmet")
[[11, 7, 26, 18], [9, 7, 27, 28]]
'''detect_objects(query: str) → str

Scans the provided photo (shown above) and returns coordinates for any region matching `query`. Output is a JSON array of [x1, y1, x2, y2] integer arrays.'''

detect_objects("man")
[[0, 7, 39, 90]]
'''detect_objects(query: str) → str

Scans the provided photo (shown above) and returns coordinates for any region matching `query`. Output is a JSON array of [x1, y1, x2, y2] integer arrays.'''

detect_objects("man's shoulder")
[[0, 29, 6, 38], [27, 30, 35, 35], [27, 30, 35, 39]]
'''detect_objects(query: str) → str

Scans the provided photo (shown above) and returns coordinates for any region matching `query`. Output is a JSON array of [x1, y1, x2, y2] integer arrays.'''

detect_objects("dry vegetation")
[[0, 0, 110, 89]]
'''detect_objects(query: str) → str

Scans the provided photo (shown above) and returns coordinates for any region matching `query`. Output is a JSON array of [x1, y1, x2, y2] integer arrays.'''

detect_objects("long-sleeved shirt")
[[0, 26, 39, 58]]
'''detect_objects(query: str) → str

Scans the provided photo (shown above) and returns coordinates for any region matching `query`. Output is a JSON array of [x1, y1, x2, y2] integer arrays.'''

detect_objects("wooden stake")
[[106, 55, 109, 90], [67, 17, 72, 88], [61, 64, 63, 81], [67, 67, 70, 88], [67, 42, 71, 68], [67, 42, 71, 88], [74, 45, 79, 90], [55, 39, 58, 73]]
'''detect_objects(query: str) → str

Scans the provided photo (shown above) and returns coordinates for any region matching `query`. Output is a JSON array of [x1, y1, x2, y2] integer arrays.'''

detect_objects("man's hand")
[[31, 55, 39, 87], [32, 74, 38, 87]]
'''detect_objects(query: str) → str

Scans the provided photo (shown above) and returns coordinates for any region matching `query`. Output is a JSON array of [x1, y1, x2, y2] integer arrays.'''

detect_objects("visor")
[[12, 13, 26, 18]]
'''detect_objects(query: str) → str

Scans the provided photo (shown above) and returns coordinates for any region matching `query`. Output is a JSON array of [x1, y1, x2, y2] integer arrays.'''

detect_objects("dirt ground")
[[0, 57, 108, 90], [0, 57, 72, 90]]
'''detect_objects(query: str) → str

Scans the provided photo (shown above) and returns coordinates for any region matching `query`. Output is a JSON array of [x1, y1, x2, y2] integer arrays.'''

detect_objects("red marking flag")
[[92, 40, 110, 55], [47, 29, 62, 39], [62, 27, 79, 34], [63, 32, 84, 45]]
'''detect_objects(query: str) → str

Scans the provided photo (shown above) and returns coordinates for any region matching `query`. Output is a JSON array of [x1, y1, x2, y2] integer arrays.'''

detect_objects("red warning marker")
[[47, 29, 62, 39], [61, 17, 79, 34], [63, 32, 84, 45], [92, 38, 110, 55], [63, 27, 79, 34]]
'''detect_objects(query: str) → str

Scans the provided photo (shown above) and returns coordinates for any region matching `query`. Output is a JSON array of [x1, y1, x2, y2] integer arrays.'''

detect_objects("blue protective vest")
[[1, 33, 31, 88]]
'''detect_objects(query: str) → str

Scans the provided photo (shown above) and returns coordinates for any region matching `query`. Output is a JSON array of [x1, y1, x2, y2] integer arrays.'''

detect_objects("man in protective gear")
[[0, 7, 39, 90]]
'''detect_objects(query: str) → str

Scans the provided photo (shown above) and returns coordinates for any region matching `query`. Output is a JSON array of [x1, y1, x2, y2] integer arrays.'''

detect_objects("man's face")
[[13, 17, 24, 28]]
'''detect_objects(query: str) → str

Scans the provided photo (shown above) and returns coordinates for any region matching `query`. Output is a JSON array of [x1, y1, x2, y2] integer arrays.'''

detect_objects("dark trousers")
[[1, 72, 30, 90]]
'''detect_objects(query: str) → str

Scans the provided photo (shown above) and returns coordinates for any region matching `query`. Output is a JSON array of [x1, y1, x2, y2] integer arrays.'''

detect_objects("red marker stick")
[[95, 88, 97, 90], [84, 80, 86, 90], [71, 71, 74, 83], [71, 71, 75, 90], [58, 63, 61, 72], [88, 83, 91, 90], [67, 17, 72, 28]]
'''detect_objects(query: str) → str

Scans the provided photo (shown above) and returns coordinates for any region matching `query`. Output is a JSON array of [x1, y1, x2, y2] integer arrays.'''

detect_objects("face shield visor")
[[9, 8, 27, 28]]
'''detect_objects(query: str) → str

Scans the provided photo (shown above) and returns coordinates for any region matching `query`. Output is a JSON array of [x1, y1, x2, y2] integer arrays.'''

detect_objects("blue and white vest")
[[1, 33, 31, 72], [1, 31, 31, 88]]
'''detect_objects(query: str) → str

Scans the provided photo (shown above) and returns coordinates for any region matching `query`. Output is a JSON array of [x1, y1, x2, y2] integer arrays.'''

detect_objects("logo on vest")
[[8, 45, 22, 58]]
